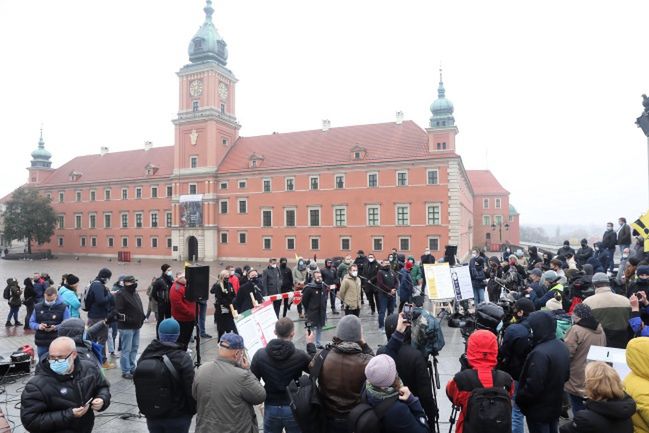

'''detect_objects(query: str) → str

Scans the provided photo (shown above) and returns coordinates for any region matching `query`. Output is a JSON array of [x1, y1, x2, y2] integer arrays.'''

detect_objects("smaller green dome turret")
[[188, 0, 228, 65], [30, 129, 52, 168], [429, 69, 455, 128]]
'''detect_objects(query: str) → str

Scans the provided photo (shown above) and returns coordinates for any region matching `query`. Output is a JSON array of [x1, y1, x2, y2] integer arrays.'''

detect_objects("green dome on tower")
[[188, 0, 228, 65], [429, 69, 455, 128], [30, 129, 52, 168]]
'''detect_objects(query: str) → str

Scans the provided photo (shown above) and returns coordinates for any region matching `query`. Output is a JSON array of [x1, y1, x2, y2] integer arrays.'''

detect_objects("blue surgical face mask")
[[49, 357, 72, 375], [44, 300, 55, 306]]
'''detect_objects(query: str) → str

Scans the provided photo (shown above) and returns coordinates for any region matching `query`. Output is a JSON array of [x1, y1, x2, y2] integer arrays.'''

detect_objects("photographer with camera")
[[114, 275, 145, 379], [301, 270, 328, 347]]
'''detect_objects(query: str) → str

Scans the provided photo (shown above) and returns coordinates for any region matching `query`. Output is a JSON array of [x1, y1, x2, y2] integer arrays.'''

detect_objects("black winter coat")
[[250, 338, 314, 405], [618, 224, 632, 246], [516, 311, 570, 422], [114, 286, 145, 330], [498, 317, 531, 381], [261, 266, 282, 296], [320, 266, 338, 287], [211, 280, 235, 316], [152, 274, 172, 307], [233, 279, 263, 314], [21, 357, 111, 433], [138, 339, 197, 418], [576, 246, 594, 266], [602, 230, 617, 250], [559, 394, 635, 433], [301, 282, 328, 327], [279, 265, 294, 292]]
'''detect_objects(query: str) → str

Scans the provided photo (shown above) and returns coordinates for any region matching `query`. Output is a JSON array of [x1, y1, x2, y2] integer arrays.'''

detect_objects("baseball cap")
[[219, 332, 244, 350]]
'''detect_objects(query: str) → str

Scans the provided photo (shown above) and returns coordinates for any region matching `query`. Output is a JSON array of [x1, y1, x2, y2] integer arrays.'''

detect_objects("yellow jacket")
[[624, 337, 649, 433]]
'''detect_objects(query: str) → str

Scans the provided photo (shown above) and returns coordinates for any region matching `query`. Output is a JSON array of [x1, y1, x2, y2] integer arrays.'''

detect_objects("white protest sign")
[[234, 300, 278, 359], [586, 345, 630, 380], [450, 266, 474, 301], [424, 263, 454, 300]]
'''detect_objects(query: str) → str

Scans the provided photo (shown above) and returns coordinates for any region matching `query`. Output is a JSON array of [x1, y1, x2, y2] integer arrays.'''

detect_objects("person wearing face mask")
[[337, 255, 353, 282], [170, 272, 196, 353], [376, 261, 398, 330], [261, 258, 283, 318], [469, 251, 486, 304], [301, 271, 328, 347], [30, 287, 71, 359], [57, 274, 80, 319], [293, 259, 308, 318], [362, 254, 380, 315], [234, 269, 264, 315], [354, 251, 369, 306], [278, 258, 294, 318], [20, 336, 111, 433], [321, 259, 340, 314], [575, 240, 594, 267], [627, 265, 649, 298], [211, 270, 238, 339], [152, 264, 174, 338], [339, 265, 362, 317], [193, 333, 266, 433], [601, 223, 618, 275], [114, 275, 145, 379], [617, 217, 632, 256]]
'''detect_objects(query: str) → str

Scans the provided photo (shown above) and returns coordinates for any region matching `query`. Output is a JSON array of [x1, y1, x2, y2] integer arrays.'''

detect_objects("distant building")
[[19, 1, 518, 262]]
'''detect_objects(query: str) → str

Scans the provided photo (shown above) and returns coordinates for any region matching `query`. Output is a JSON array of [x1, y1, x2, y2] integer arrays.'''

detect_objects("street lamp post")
[[491, 222, 510, 243], [635, 94, 649, 206]]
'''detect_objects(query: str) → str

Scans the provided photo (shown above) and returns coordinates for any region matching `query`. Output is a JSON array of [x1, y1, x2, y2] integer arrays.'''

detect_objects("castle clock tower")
[[172, 0, 239, 261]]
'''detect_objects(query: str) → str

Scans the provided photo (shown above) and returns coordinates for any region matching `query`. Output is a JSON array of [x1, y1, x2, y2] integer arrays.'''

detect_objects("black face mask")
[[326, 263, 332, 268], [381, 265, 390, 270], [125, 283, 138, 291], [280, 263, 287, 269]]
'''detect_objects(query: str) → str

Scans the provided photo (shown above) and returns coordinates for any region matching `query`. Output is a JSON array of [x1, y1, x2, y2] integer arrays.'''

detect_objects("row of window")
[[218, 203, 442, 227], [483, 198, 502, 209], [59, 211, 173, 230], [482, 215, 510, 226], [51, 185, 175, 204], [58, 236, 172, 249], [218, 169, 440, 192]]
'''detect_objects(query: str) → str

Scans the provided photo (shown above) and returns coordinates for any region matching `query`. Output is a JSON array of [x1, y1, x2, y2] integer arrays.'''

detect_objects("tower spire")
[[429, 67, 455, 128], [30, 127, 52, 168], [204, 0, 214, 22], [188, 0, 228, 65], [438, 66, 446, 98]]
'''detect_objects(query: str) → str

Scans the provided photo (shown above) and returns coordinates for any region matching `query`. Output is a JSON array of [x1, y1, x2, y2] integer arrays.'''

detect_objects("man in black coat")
[[261, 258, 283, 317], [362, 254, 380, 315], [152, 264, 174, 337], [251, 318, 316, 433], [354, 250, 369, 305], [114, 275, 145, 379], [516, 311, 570, 433], [601, 223, 618, 274], [575, 239, 594, 267], [278, 258, 294, 317], [21, 336, 111, 433], [378, 313, 438, 431], [556, 241, 575, 260], [233, 269, 264, 314], [301, 270, 328, 347], [320, 259, 339, 315], [617, 217, 632, 254]]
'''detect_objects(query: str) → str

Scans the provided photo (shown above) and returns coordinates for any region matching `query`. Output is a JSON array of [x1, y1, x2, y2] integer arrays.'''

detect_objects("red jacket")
[[170, 281, 196, 322], [229, 275, 240, 295], [446, 330, 514, 433]]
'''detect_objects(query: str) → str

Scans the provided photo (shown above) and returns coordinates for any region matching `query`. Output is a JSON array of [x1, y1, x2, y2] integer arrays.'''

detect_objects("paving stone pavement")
[[0, 257, 466, 432]]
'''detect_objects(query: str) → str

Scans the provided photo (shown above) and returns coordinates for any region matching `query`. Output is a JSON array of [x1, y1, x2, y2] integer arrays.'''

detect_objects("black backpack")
[[3, 286, 10, 300], [134, 354, 182, 418], [454, 369, 512, 433], [347, 394, 398, 433], [286, 348, 330, 433]]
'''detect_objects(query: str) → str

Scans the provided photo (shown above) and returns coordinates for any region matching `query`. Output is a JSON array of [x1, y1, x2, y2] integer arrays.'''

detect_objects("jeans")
[[23, 303, 34, 328], [377, 293, 395, 328], [313, 325, 323, 347], [7, 306, 20, 324], [107, 321, 118, 353], [526, 418, 559, 433], [472, 287, 485, 304], [264, 404, 301, 433], [146, 415, 192, 433], [37, 345, 48, 359], [119, 328, 140, 374], [512, 381, 524, 433], [198, 301, 207, 335], [569, 393, 586, 414]]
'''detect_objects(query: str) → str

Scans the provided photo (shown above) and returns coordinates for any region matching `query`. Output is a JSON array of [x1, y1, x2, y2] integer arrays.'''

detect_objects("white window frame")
[[89, 190, 96, 202], [426, 169, 439, 185], [310, 236, 320, 251], [238, 179, 247, 189], [396, 170, 408, 187], [495, 198, 502, 209], [166, 185, 173, 197], [219, 199, 229, 214], [399, 236, 411, 252], [238, 198, 248, 214], [166, 237, 172, 248], [483, 198, 489, 209], [90, 236, 97, 248], [333, 206, 347, 227], [372, 236, 384, 251], [262, 236, 272, 250], [57, 215, 65, 230], [334, 174, 345, 189], [75, 191, 82, 202], [121, 237, 128, 248], [428, 236, 440, 252], [104, 188, 111, 201], [261, 208, 273, 228], [426, 203, 441, 225], [482, 215, 491, 226], [121, 212, 129, 228], [75, 213, 82, 229], [80, 236, 86, 247], [107, 237, 114, 248], [188, 183, 197, 195], [219, 181, 228, 190], [151, 186, 158, 198], [151, 237, 158, 248], [59, 191, 64, 203], [340, 237, 351, 251], [238, 232, 247, 244], [220, 232, 228, 244], [284, 207, 297, 227], [88, 213, 97, 229], [135, 187, 143, 199], [189, 155, 198, 169], [262, 178, 272, 193], [165, 211, 172, 227], [135, 212, 143, 228], [57, 237, 64, 247], [367, 205, 380, 226], [367, 171, 379, 188], [286, 236, 296, 251], [121, 188, 128, 200], [135, 236, 143, 248], [308, 206, 321, 227], [285, 177, 295, 192], [494, 215, 503, 225], [309, 176, 319, 191], [150, 212, 159, 228], [395, 204, 410, 226]]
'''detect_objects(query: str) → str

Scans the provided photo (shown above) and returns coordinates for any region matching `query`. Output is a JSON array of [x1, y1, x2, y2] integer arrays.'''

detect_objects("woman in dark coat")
[[211, 270, 237, 339], [301, 270, 327, 347], [22, 278, 36, 330]]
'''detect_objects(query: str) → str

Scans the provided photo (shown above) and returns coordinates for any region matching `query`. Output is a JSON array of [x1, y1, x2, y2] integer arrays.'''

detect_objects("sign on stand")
[[234, 300, 278, 359], [424, 264, 474, 301]]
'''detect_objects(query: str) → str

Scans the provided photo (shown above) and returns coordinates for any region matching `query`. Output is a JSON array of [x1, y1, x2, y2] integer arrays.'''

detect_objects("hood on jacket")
[[265, 338, 296, 361], [528, 311, 557, 346], [141, 339, 183, 358], [466, 330, 498, 370], [57, 318, 86, 345], [626, 337, 649, 380], [586, 395, 636, 420], [529, 246, 538, 256]]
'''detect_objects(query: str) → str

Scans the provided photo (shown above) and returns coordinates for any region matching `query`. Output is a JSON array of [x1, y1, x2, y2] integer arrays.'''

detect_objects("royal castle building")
[[20, 1, 519, 262]]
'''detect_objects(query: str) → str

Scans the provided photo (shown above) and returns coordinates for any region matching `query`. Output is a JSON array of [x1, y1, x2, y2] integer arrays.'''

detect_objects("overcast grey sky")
[[1, 0, 647, 227]]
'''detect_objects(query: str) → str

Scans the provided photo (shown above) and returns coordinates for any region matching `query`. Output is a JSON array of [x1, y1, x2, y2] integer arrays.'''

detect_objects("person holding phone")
[[114, 275, 145, 380], [20, 336, 111, 433], [29, 287, 71, 359]]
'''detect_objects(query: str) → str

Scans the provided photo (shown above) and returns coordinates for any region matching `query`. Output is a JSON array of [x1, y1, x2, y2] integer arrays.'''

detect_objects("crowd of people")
[[5, 218, 649, 433]]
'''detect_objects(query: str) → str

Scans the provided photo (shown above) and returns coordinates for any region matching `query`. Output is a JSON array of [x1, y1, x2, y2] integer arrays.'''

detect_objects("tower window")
[[192, 101, 199, 112], [190, 156, 198, 168], [220, 104, 225, 114]]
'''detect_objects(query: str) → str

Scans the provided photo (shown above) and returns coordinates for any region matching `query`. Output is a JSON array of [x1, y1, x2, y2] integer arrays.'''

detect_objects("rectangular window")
[[334, 207, 347, 227], [135, 213, 143, 228], [396, 205, 410, 226], [151, 186, 158, 198], [121, 213, 128, 228], [286, 237, 295, 250], [166, 211, 172, 227], [310, 176, 319, 190], [482, 215, 491, 226], [104, 188, 111, 201], [285, 177, 295, 191], [367, 206, 380, 226], [57, 215, 64, 230], [341, 237, 351, 251], [262, 210, 272, 227], [428, 237, 440, 252], [135, 187, 142, 199], [151, 237, 158, 248], [335, 175, 345, 189], [285, 209, 296, 227], [167, 238, 172, 248], [189, 184, 197, 195], [263, 178, 271, 192], [80, 237, 86, 247], [166, 185, 173, 197], [190, 156, 198, 168], [427, 169, 439, 185], [509, 215, 514, 222], [103, 213, 111, 228], [238, 232, 247, 244], [136, 237, 143, 248], [220, 232, 228, 244], [368, 172, 378, 188], [238, 180, 246, 189], [91, 237, 97, 248], [494, 215, 503, 225], [310, 237, 320, 250], [75, 191, 82, 202], [57, 237, 63, 247], [220, 200, 228, 214], [427, 204, 441, 225], [373, 237, 383, 251], [263, 237, 272, 250], [89, 214, 96, 229], [399, 237, 410, 252], [59, 192, 64, 203], [483, 198, 489, 209], [122, 188, 128, 200], [90, 190, 96, 201], [397, 171, 408, 186], [75, 214, 82, 229], [151, 212, 158, 228], [495, 198, 502, 209], [238, 199, 247, 214], [220, 182, 228, 190], [193, 100, 199, 112], [107, 237, 114, 248], [309, 208, 320, 227]]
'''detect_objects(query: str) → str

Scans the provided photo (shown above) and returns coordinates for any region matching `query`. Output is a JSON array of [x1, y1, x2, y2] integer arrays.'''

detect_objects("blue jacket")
[[398, 269, 414, 301], [85, 278, 112, 320], [29, 299, 71, 331], [33, 279, 48, 303], [629, 310, 649, 337], [499, 316, 531, 380], [58, 286, 81, 318]]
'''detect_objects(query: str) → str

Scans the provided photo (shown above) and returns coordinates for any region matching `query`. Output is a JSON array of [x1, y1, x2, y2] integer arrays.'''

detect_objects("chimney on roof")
[[322, 119, 331, 132], [100, 146, 109, 156], [144, 140, 153, 151], [396, 111, 404, 125]]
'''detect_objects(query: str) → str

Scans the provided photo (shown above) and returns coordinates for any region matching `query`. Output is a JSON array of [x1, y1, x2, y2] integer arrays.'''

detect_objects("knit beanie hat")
[[637, 265, 649, 276], [573, 303, 594, 321], [335, 315, 362, 342], [66, 274, 80, 286], [158, 318, 180, 343], [365, 354, 398, 388]]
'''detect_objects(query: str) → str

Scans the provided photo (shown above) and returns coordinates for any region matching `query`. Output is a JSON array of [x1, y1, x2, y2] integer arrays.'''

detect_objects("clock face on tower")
[[189, 79, 203, 97], [218, 82, 229, 100]]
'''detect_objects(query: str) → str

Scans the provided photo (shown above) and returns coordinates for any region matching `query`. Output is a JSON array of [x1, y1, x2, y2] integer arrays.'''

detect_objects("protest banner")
[[424, 263, 474, 301], [587, 345, 630, 380], [234, 300, 278, 359]]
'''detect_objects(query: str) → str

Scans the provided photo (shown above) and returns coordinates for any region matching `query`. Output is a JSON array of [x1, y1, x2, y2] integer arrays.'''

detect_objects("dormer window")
[[350, 145, 367, 161], [193, 38, 203, 50], [69, 171, 82, 181], [248, 153, 264, 169], [145, 163, 159, 176]]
